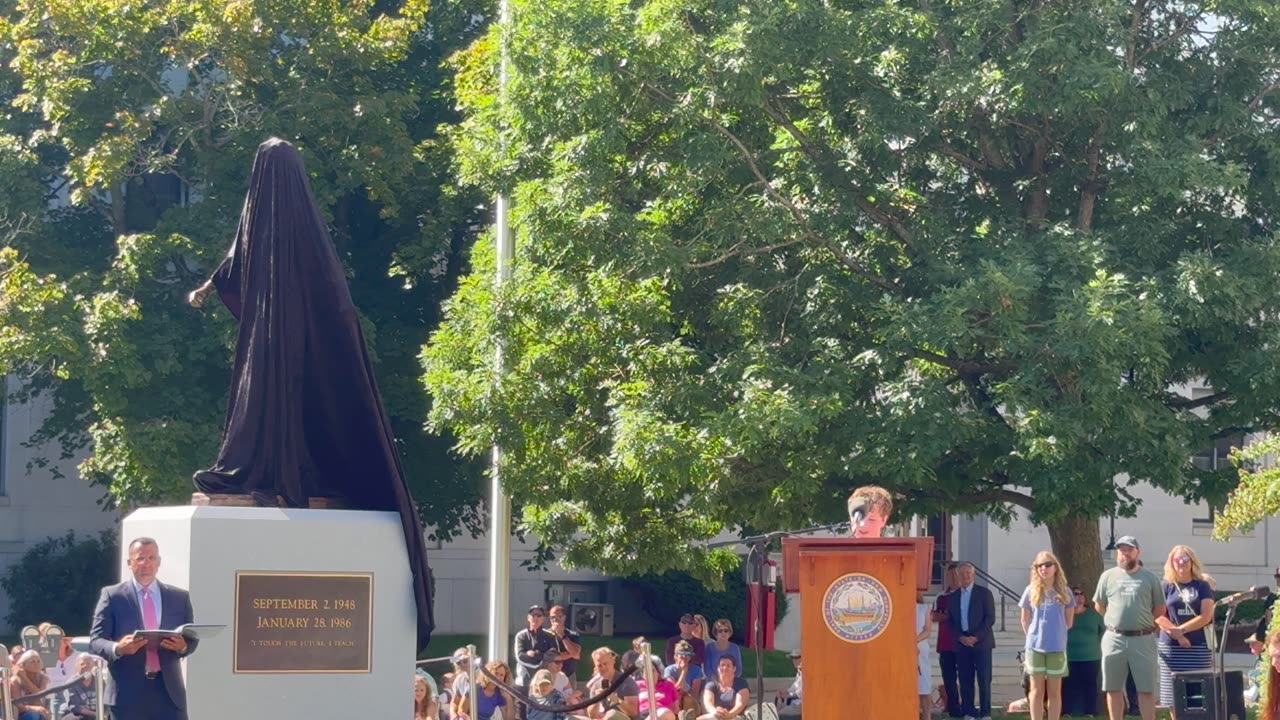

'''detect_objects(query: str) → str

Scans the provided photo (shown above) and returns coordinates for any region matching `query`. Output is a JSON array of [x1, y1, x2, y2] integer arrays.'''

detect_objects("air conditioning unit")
[[569, 602, 614, 636]]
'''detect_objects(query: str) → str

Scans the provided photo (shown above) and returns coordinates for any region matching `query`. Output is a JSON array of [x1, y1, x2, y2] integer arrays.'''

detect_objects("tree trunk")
[[1047, 514, 1104, 600]]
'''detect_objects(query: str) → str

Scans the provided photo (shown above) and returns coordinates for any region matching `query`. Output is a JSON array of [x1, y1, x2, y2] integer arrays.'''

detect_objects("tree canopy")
[[0, 0, 487, 535], [425, 0, 1280, 581]]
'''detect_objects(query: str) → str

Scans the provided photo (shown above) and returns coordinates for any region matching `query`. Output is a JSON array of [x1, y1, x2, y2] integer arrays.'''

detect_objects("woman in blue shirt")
[[1019, 550, 1075, 720], [703, 618, 743, 678]]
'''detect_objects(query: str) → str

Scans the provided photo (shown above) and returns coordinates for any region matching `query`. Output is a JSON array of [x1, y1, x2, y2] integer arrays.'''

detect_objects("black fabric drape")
[[193, 138, 434, 649]]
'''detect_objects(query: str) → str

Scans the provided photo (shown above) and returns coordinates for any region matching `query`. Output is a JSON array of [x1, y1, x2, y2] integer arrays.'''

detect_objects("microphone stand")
[[1215, 600, 1236, 720], [709, 520, 850, 720]]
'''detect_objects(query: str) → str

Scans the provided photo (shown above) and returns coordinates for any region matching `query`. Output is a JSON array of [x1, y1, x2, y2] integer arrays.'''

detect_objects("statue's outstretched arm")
[[188, 279, 216, 308]]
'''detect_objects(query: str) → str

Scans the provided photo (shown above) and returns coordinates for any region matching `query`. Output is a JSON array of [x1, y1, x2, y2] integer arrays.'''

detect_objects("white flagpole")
[[487, 0, 515, 668]]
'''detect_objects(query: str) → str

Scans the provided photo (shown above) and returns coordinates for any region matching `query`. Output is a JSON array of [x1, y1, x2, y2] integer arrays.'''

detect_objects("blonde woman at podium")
[[847, 485, 893, 538]]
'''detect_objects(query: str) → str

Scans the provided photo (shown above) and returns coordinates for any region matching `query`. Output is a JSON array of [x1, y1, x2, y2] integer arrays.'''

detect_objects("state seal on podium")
[[822, 572, 891, 643]]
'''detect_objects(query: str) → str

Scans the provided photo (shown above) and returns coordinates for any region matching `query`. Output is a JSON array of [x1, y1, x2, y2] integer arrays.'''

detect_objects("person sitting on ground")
[[9, 649, 52, 720], [618, 639, 643, 687], [527, 669, 566, 720], [693, 616, 710, 647], [774, 650, 801, 707], [459, 660, 510, 720], [703, 619, 743, 679], [573, 647, 639, 720], [416, 672, 440, 720], [543, 650, 578, 701], [62, 654, 99, 720], [664, 614, 706, 667], [1264, 627, 1280, 720], [635, 655, 678, 720], [698, 655, 748, 720], [663, 640, 705, 715], [449, 649, 473, 720]]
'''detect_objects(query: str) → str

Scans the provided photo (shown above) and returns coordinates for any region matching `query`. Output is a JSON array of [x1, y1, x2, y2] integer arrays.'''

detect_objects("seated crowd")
[[4, 628, 102, 720], [421, 605, 776, 720]]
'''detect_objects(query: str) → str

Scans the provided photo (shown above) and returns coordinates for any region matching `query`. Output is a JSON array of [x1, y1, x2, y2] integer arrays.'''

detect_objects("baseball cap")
[[1114, 535, 1139, 549], [528, 604, 545, 614], [679, 613, 695, 623], [787, 649, 801, 658]]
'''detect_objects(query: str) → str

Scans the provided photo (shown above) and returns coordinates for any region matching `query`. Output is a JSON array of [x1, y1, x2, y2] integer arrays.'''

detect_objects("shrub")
[[621, 557, 788, 644], [1213, 590, 1266, 626], [1, 529, 118, 635]]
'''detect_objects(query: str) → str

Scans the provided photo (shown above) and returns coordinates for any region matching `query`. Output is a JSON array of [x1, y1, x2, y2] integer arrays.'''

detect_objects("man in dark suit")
[[90, 537, 198, 720], [947, 561, 995, 720]]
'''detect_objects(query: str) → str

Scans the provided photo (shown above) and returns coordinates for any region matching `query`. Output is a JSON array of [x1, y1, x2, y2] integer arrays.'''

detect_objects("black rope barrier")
[[11, 670, 95, 704], [476, 661, 640, 714]]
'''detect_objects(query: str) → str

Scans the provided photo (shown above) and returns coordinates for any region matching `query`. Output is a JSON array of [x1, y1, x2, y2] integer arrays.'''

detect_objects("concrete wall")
[[0, 381, 119, 633]]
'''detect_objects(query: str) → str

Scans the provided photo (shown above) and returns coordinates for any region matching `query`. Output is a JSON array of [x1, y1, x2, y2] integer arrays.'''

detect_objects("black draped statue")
[[190, 138, 434, 650]]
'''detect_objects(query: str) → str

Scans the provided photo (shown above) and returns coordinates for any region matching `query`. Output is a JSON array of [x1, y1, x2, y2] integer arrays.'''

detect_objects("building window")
[[1191, 433, 1245, 525]]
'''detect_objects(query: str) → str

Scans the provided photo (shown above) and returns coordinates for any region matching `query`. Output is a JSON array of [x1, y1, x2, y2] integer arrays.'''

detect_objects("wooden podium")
[[781, 536, 934, 719]]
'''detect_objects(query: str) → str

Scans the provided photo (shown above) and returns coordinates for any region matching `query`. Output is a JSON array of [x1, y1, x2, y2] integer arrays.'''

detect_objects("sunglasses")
[[1173, 556, 1192, 564], [1035, 562, 1055, 569]]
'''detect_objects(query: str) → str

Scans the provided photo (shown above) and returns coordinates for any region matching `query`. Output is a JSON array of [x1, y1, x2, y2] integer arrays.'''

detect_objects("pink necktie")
[[141, 587, 161, 672]]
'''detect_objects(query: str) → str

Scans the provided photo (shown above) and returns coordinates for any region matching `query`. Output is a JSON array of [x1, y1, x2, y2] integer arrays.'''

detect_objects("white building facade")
[[961, 480, 1275, 598], [0, 381, 118, 633]]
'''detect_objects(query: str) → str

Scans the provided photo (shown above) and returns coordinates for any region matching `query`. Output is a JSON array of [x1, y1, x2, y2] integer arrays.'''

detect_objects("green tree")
[[0, 0, 487, 535], [1216, 434, 1280, 539], [424, 0, 1280, 586]]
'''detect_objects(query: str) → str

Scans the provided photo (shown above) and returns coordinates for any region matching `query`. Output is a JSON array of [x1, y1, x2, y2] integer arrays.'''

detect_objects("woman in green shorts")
[[1020, 550, 1076, 720]]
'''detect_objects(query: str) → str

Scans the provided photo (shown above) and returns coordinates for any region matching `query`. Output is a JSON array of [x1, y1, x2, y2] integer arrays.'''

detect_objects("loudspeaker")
[[1172, 669, 1246, 720]]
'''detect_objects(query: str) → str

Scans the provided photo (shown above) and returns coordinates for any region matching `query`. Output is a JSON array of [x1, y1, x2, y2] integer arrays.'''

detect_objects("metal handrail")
[[971, 563, 1021, 632]]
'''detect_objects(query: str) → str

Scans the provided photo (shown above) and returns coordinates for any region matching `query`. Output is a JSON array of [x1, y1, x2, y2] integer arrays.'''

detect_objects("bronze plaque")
[[233, 572, 373, 673]]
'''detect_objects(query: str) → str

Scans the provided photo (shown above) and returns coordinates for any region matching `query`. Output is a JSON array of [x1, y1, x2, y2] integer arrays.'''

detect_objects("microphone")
[[848, 498, 870, 530], [1219, 586, 1270, 607]]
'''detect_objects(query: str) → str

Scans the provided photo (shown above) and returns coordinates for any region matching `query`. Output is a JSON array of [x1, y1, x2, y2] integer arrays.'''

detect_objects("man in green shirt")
[[1092, 536, 1165, 720]]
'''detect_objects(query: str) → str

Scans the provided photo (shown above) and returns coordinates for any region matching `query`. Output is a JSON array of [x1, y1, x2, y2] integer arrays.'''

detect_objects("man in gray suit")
[[90, 537, 198, 720], [947, 561, 996, 720]]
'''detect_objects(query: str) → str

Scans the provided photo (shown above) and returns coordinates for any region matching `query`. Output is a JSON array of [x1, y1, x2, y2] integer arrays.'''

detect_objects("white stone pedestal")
[[120, 506, 415, 720]]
